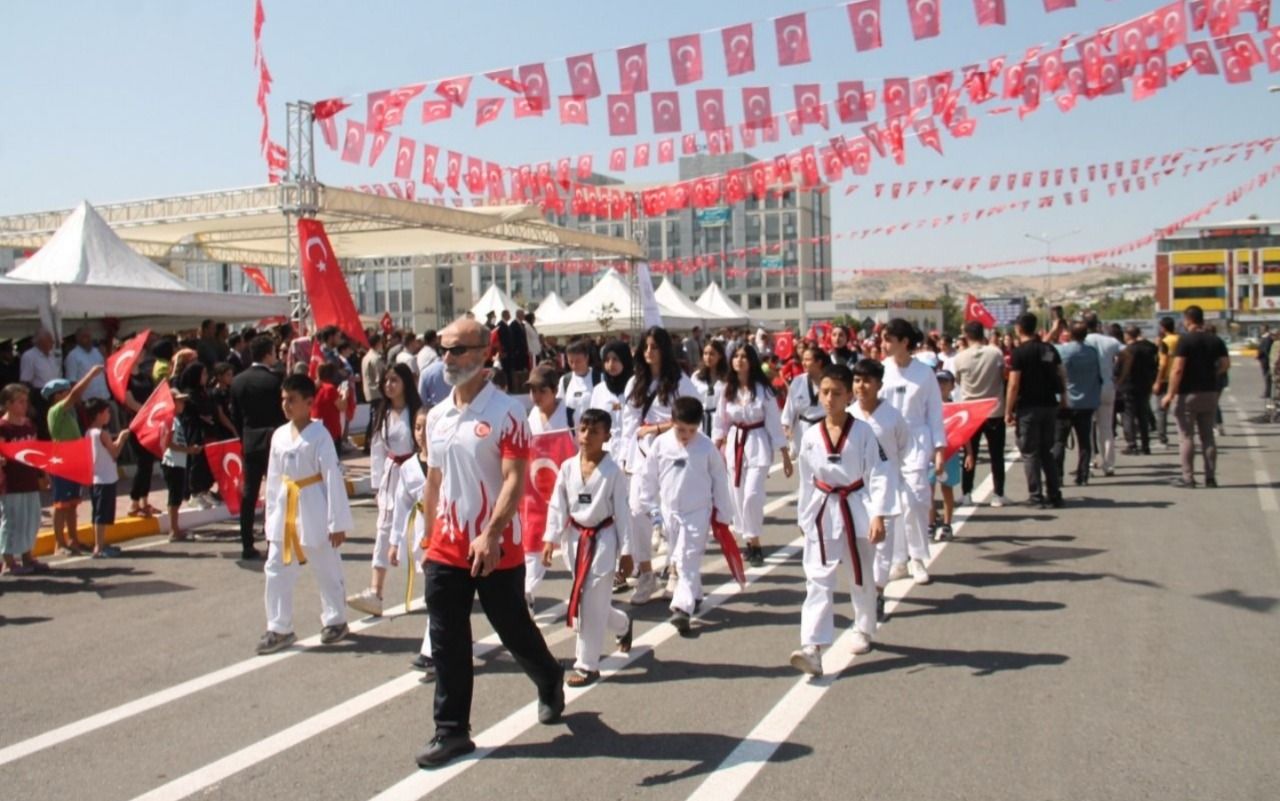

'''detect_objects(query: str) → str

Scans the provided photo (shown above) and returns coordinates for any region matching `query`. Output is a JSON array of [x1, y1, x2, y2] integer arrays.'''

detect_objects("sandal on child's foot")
[[566, 669, 599, 688]]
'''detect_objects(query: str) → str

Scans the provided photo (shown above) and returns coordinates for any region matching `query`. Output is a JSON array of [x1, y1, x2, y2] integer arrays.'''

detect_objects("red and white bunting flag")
[[974, 0, 1006, 27], [607, 93, 638, 136], [695, 88, 725, 131], [848, 1, 883, 51], [721, 22, 756, 75], [393, 137, 415, 180], [565, 53, 602, 99], [340, 120, 365, 164], [617, 43, 649, 93], [907, 0, 942, 40], [774, 12, 811, 66], [559, 95, 588, 125], [651, 91, 682, 133], [669, 33, 704, 85]]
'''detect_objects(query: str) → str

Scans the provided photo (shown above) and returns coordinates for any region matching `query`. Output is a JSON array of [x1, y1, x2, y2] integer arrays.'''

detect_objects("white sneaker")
[[346, 588, 383, 617], [887, 561, 910, 582], [652, 531, 665, 554], [849, 630, 872, 655], [789, 645, 823, 676], [630, 571, 658, 605], [959, 493, 973, 506], [989, 495, 1006, 508], [665, 569, 679, 597], [908, 558, 931, 585]]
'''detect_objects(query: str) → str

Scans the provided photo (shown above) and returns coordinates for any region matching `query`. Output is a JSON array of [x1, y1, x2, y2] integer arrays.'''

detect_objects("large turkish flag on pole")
[[0, 437, 94, 485], [942, 399, 1000, 459], [518, 430, 578, 556], [297, 219, 370, 348], [130, 381, 176, 459], [203, 438, 245, 516], [106, 329, 150, 405]]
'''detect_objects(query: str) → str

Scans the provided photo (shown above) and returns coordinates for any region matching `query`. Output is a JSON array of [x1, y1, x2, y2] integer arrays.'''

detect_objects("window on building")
[[1265, 284, 1280, 297], [747, 293, 763, 309], [785, 292, 800, 308], [387, 270, 402, 313], [399, 268, 413, 314], [1172, 286, 1225, 299], [766, 292, 782, 309], [373, 271, 387, 313]]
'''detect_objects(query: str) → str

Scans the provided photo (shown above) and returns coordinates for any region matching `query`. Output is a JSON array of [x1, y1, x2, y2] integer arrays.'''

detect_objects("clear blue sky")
[[1, 0, 1277, 275]]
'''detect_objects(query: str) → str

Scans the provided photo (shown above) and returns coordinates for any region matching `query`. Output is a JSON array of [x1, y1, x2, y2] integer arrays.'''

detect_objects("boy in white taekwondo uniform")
[[791, 363, 893, 676], [541, 408, 633, 687], [525, 365, 573, 603], [390, 405, 435, 677], [781, 344, 828, 513], [848, 359, 909, 624], [713, 344, 792, 568], [257, 374, 354, 655], [556, 340, 600, 431], [640, 396, 734, 634]]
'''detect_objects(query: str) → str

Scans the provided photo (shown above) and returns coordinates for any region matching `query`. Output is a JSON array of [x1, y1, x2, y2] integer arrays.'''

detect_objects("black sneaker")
[[747, 544, 765, 568], [320, 623, 349, 645], [1205, 477, 1218, 488], [255, 630, 296, 655], [1050, 496, 1065, 509], [670, 609, 692, 635], [616, 616, 634, 653], [411, 653, 436, 674], [538, 665, 566, 724], [876, 594, 887, 624], [415, 733, 476, 768]]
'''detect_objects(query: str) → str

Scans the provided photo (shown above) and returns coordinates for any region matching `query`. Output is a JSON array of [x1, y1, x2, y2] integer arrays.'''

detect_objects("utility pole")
[[1025, 229, 1081, 306]]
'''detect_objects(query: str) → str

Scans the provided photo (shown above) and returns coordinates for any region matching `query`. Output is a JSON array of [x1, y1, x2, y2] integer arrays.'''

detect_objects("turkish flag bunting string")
[[105, 329, 150, 406], [130, 381, 176, 460], [204, 439, 245, 517], [297, 219, 371, 348], [0, 437, 95, 486]]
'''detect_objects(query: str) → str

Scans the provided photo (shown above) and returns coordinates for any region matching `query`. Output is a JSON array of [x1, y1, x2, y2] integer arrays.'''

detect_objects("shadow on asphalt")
[[486, 710, 813, 786], [937, 570, 1164, 590], [889, 593, 1067, 620], [845, 642, 1070, 678], [0, 615, 53, 627], [981, 545, 1108, 565], [1196, 589, 1280, 614]]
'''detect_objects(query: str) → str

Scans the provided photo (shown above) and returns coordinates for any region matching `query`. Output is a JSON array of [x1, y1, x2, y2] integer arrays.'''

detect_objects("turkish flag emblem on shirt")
[[105, 329, 150, 405], [669, 33, 704, 85], [517, 430, 577, 555], [943, 399, 999, 459], [0, 436, 94, 485], [964, 294, 998, 327], [298, 219, 370, 348], [203, 438, 245, 516], [130, 381, 176, 459]]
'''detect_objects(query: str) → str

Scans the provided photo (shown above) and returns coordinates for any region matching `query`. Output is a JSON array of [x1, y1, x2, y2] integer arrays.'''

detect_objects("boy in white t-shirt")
[[85, 398, 131, 558]]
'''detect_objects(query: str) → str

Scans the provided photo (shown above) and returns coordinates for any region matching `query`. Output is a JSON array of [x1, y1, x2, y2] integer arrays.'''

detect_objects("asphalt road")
[[2, 360, 1277, 801]]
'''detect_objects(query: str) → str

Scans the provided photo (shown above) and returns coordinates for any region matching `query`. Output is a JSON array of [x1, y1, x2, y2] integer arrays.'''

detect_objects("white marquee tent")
[[470, 283, 521, 321], [696, 283, 752, 327], [538, 270, 715, 336], [6, 202, 289, 335], [533, 291, 569, 324], [654, 278, 716, 329], [0, 277, 54, 338]]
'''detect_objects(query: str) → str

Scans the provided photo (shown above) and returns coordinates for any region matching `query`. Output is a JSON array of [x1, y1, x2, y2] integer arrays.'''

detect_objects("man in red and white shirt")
[[416, 318, 564, 768]]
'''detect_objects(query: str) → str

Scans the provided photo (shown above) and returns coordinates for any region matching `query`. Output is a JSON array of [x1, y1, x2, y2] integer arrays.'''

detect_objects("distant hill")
[[833, 264, 1150, 301]]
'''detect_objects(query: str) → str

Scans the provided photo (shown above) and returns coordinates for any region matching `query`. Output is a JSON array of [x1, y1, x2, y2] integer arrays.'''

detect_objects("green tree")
[[939, 293, 962, 336]]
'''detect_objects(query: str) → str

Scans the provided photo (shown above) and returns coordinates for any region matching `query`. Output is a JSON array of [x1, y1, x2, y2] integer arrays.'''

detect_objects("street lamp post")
[[1025, 229, 1081, 304]]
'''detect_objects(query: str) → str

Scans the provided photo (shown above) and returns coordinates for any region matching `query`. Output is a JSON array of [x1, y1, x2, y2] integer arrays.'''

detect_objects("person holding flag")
[[522, 365, 576, 607], [0, 384, 49, 573], [790, 363, 893, 676], [540, 408, 633, 687], [44, 365, 106, 555]]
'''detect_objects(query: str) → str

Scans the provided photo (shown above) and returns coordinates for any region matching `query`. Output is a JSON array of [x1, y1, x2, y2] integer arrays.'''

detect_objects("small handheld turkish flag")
[[518, 430, 578, 556], [106, 329, 150, 405], [964, 294, 998, 327], [943, 399, 999, 459], [130, 381, 176, 459], [380, 312, 394, 335], [242, 266, 274, 294], [0, 436, 94, 485], [204, 438, 245, 516]]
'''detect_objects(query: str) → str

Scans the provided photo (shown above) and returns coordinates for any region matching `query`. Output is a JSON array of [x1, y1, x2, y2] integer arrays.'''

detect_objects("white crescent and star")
[[305, 235, 329, 272]]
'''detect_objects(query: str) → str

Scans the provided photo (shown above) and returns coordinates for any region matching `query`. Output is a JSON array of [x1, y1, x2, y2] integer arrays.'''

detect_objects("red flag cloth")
[[974, 0, 1006, 26], [517, 430, 578, 555], [721, 23, 756, 75], [711, 516, 747, 588], [907, 0, 942, 40], [340, 120, 365, 164], [566, 53, 602, 99], [130, 381, 175, 459], [242, 266, 274, 294], [0, 436, 94, 486], [607, 93, 638, 136], [774, 12, 812, 66], [742, 86, 773, 128], [106, 329, 150, 405], [651, 91, 682, 133], [695, 88, 726, 131], [393, 137, 416, 180], [307, 337, 324, 380], [203, 438, 245, 516], [773, 331, 795, 361], [617, 44, 649, 93], [297, 219, 370, 348], [669, 33, 704, 85], [560, 95, 589, 125], [848, 0, 884, 51], [942, 399, 999, 459], [380, 311, 394, 335], [1043, 0, 1075, 10]]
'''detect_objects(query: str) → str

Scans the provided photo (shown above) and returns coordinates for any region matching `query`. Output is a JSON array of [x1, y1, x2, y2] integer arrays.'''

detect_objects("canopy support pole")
[[284, 101, 320, 325]]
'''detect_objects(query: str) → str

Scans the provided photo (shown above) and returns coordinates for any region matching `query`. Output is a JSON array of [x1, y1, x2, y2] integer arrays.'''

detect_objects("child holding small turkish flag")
[[86, 398, 132, 559], [0, 384, 48, 574]]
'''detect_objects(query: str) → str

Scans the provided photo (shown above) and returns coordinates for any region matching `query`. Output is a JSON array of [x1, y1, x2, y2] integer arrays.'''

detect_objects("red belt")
[[380, 452, 415, 492], [732, 420, 766, 488], [813, 478, 865, 586], [567, 516, 613, 628]]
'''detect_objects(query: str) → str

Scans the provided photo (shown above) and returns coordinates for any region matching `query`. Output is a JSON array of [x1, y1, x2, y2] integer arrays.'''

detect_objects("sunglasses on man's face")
[[439, 344, 482, 358]]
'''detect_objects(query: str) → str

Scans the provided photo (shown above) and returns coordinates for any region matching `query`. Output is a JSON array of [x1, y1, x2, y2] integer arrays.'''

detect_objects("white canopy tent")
[[533, 291, 569, 324], [0, 277, 55, 338], [470, 283, 521, 321], [538, 269, 712, 336], [654, 278, 716, 329], [6, 202, 289, 336], [696, 283, 752, 328]]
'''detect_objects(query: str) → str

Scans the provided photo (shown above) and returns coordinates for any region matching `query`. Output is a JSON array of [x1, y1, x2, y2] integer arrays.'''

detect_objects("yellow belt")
[[405, 500, 428, 609], [283, 473, 324, 565]]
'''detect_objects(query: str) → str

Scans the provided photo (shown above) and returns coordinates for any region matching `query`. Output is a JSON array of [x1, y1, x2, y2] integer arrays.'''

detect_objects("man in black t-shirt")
[[1005, 312, 1068, 508], [1118, 326, 1159, 455], [1161, 305, 1229, 488]]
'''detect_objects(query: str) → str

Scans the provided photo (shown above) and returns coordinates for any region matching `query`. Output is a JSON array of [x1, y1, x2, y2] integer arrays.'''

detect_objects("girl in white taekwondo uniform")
[[878, 319, 947, 586], [791, 363, 894, 676], [257, 373, 354, 655], [587, 340, 634, 455], [523, 365, 574, 603], [540, 408, 633, 687], [618, 327, 698, 605], [848, 358, 910, 623], [714, 343, 792, 568], [639, 396, 734, 635], [348, 363, 421, 618], [781, 344, 828, 514], [556, 339, 600, 431], [389, 404, 435, 676], [689, 339, 728, 437]]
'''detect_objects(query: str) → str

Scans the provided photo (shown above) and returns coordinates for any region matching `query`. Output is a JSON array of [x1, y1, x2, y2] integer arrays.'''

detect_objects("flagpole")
[[1024, 229, 1080, 305]]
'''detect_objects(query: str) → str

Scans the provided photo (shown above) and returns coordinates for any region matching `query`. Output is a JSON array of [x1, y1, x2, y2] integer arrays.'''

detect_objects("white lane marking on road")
[[1225, 395, 1280, 566], [115, 491, 795, 801], [684, 456, 1014, 801], [367, 536, 806, 801]]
